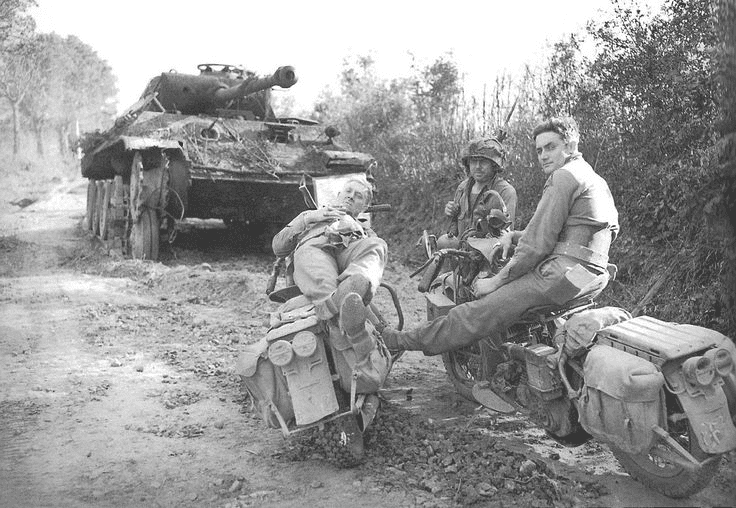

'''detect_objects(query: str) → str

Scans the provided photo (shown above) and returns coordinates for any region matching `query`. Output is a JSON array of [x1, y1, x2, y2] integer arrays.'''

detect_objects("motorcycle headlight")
[[292, 331, 318, 358], [704, 347, 734, 377], [682, 355, 715, 387], [268, 339, 294, 366]]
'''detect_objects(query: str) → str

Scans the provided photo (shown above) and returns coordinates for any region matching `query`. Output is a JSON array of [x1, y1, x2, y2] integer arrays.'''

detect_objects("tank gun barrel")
[[213, 66, 297, 104]]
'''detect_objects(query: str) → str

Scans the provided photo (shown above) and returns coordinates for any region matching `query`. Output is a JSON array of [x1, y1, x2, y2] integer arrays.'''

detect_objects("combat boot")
[[339, 292, 374, 361], [379, 327, 402, 354], [316, 274, 372, 320]]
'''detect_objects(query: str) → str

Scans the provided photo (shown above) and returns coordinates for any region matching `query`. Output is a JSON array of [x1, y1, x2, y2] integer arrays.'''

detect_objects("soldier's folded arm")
[[272, 212, 310, 258]]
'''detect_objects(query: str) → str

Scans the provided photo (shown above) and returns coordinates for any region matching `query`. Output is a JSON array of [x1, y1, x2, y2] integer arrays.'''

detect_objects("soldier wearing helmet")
[[445, 137, 517, 238]]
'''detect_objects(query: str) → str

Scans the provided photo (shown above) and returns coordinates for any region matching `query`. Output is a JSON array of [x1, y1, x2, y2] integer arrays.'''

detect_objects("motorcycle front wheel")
[[610, 400, 722, 498], [317, 415, 365, 468], [441, 340, 498, 402]]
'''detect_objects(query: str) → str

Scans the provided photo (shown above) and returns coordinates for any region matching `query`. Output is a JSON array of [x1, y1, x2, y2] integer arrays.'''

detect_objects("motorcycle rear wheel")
[[610, 409, 721, 498]]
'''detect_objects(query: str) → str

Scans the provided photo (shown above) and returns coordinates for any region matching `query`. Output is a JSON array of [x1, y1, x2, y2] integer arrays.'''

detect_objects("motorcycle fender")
[[280, 334, 339, 426], [674, 387, 736, 454]]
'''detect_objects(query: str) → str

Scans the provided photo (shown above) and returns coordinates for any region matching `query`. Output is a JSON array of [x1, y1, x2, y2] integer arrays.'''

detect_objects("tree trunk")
[[10, 100, 20, 157], [33, 120, 44, 157], [58, 124, 66, 156]]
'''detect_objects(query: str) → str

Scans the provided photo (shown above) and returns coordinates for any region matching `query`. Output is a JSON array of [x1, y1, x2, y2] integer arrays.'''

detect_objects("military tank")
[[81, 63, 376, 260]]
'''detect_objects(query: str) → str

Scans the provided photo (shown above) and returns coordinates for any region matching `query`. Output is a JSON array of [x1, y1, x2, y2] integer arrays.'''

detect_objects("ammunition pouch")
[[579, 345, 665, 454]]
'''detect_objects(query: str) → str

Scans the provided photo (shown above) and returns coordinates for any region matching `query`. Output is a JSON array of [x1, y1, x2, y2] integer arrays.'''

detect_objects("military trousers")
[[392, 254, 610, 356], [293, 234, 387, 319]]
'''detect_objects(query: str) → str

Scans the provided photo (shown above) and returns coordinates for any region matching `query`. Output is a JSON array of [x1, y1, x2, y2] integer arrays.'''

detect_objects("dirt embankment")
[[0, 177, 734, 508]]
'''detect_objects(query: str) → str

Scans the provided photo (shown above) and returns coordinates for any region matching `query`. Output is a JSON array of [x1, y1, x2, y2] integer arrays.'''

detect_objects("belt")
[[553, 242, 608, 268], [558, 224, 612, 254]]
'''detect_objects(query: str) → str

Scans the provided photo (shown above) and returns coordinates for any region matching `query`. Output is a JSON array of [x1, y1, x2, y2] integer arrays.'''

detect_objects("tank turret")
[[143, 65, 297, 116]]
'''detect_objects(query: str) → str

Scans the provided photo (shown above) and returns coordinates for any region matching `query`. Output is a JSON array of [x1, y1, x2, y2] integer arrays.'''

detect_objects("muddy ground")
[[0, 176, 734, 508]]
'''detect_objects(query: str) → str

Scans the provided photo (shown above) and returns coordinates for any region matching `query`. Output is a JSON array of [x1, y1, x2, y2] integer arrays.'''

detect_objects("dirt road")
[[1, 177, 734, 508]]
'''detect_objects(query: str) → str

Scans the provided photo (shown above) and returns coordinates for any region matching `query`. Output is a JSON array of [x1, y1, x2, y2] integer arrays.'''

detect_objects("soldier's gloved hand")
[[444, 201, 459, 218]]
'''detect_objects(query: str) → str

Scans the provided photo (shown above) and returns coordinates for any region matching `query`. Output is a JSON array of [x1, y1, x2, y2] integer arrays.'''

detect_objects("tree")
[[586, 0, 719, 164], [0, 0, 38, 156], [715, 0, 736, 333], [0, 0, 36, 45], [19, 33, 117, 157], [411, 53, 461, 123], [0, 39, 41, 156], [52, 35, 117, 154]]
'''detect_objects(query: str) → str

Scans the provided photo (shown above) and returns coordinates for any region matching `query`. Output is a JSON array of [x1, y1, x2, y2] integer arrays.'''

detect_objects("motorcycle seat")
[[269, 284, 303, 303], [517, 297, 594, 323]]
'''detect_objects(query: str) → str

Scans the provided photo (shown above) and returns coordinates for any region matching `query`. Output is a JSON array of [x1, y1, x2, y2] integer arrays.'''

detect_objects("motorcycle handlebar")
[[366, 204, 391, 212]]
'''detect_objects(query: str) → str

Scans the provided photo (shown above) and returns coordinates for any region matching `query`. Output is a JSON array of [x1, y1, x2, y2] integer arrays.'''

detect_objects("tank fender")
[[662, 343, 736, 454], [120, 136, 181, 152]]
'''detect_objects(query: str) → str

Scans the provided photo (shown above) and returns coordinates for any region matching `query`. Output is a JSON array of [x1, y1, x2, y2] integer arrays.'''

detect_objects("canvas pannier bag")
[[326, 320, 391, 394], [578, 344, 665, 454], [235, 339, 294, 430]]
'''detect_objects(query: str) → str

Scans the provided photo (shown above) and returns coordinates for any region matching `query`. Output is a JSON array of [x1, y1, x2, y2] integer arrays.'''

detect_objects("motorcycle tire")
[[610, 405, 721, 498], [441, 341, 497, 403], [315, 416, 365, 469]]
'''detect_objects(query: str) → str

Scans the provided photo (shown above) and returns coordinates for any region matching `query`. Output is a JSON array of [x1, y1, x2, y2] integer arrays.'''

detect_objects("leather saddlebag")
[[578, 344, 665, 454]]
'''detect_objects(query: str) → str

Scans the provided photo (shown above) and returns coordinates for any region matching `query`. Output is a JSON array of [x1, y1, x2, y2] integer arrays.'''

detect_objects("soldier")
[[382, 116, 619, 355], [271, 179, 386, 355], [443, 137, 518, 240]]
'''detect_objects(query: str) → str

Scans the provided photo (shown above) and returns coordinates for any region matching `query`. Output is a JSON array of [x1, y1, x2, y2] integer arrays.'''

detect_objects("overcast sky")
[[30, 0, 665, 116]]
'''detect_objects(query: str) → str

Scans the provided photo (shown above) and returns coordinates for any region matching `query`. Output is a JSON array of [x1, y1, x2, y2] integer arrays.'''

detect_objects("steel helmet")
[[461, 137, 506, 170]]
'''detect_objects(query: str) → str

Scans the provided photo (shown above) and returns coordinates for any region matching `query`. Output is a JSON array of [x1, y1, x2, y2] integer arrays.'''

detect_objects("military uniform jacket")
[[496, 154, 619, 284], [272, 209, 377, 258], [453, 175, 518, 233]]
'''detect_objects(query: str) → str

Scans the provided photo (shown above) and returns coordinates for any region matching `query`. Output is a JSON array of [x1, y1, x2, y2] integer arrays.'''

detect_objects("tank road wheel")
[[128, 151, 160, 260], [85, 180, 97, 231], [98, 180, 112, 240], [130, 208, 160, 260], [610, 398, 722, 498], [92, 180, 105, 236], [110, 175, 126, 250]]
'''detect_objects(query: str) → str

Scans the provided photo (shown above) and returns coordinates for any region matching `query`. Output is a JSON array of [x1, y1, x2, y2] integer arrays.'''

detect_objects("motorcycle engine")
[[503, 342, 580, 438]]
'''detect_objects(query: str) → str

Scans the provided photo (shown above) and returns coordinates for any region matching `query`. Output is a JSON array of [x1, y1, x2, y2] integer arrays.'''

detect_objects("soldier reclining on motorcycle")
[[271, 178, 387, 363]]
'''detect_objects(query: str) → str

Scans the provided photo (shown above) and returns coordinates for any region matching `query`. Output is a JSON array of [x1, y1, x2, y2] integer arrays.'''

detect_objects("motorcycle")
[[236, 203, 403, 467], [413, 212, 736, 498]]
